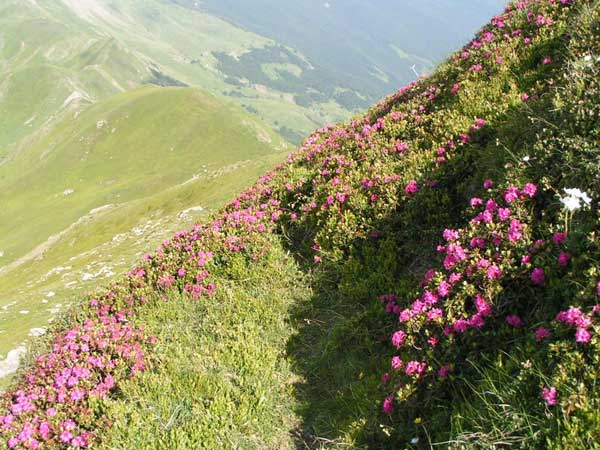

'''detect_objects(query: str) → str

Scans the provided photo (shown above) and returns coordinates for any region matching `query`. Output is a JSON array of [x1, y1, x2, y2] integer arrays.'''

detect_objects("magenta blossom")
[[486, 266, 503, 280], [542, 387, 558, 406], [531, 268, 545, 285], [522, 183, 537, 197], [558, 252, 570, 266], [391, 356, 403, 371], [575, 328, 592, 344], [391, 330, 407, 349], [383, 395, 395, 414], [405, 361, 427, 377], [405, 180, 419, 195], [535, 327, 551, 341], [553, 232, 567, 245], [506, 315, 522, 328]]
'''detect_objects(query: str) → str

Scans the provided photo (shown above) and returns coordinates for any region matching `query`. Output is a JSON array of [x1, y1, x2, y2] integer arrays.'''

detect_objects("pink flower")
[[427, 308, 443, 321], [504, 186, 520, 203], [553, 232, 567, 245], [391, 356, 403, 370], [469, 314, 485, 329], [475, 295, 492, 316], [383, 395, 395, 414], [521, 93, 530, 102], [486, 266, 503, 280], [497, 207, 511, 221], [399, 309, 412, 322], [470, 197, 483, 207], [60, 431, 74, 443], [482, 210, 493, 223], [531, 268, 546, 285], [535, 327, 551, 341], [437, 281, 451, 297], [437, 365, 452, 379], [522, 183, 537, 197], [451, 83, 461, 94], [453, 319, 469, 333], [443, 229, 460, 241], [558, 252, 570, 266], [506, 315, 522, 328], [381, 372, 390, 384], [575, 328, 592, 343], [485, 199, 498, 211], [405, 360, 426, 377], [596, 281, 600, 297], [391, 330, 407, 348], [423, 290, 438, 304], [508, 219, 523, 242], [405, 180, 419, 195], [483, 179, 493, 189], [542, 387, 558, 406], [543, 57, 552, 65], [449, 272, 462, 284], [557, 306, 583, 326]]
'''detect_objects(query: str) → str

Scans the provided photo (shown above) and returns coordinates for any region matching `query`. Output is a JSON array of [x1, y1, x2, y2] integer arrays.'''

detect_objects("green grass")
[[0, 85, 289, 363], [0, 85, 287, 263], [98, 239, 310, 449]]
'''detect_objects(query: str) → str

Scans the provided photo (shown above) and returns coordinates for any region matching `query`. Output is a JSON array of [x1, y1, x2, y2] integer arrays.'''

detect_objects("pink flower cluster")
[[0, 316, 151, 448], [380, 183, 542, 412]]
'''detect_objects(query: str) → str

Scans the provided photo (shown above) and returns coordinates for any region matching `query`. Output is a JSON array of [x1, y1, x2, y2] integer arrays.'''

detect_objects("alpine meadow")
[[1, 1, 600, 449]]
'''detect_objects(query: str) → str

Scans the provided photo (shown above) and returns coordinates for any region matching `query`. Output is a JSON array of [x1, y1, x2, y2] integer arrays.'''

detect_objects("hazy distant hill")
[[190, 0, 506, 106]]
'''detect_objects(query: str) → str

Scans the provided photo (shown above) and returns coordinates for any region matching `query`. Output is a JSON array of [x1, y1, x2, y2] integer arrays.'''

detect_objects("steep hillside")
[[1, 0, 600, 449], [0, 85, 288, 370]]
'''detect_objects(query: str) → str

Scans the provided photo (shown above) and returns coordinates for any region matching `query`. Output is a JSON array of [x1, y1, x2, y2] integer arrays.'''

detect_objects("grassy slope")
[[100, 242, 310, 449], [0, 0, 292, 375], [93, 1, 600, 449], [0, 85, 288, 362]]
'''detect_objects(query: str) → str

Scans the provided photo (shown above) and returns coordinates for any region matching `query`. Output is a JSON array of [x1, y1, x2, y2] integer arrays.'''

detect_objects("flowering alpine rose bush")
[[379, 176, 599, 441], [0, 189, 285, 449], [381, 183, 539, 408]]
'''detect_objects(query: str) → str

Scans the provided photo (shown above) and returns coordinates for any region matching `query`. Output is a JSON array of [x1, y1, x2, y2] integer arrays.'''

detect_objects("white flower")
[[563, 188, 592, 205], [560, 195, 581, 211], [584, 55, 592, 62], [522, 155, 531, 162], [560, 188, 592, 212], [410, 437, 419, 444]]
